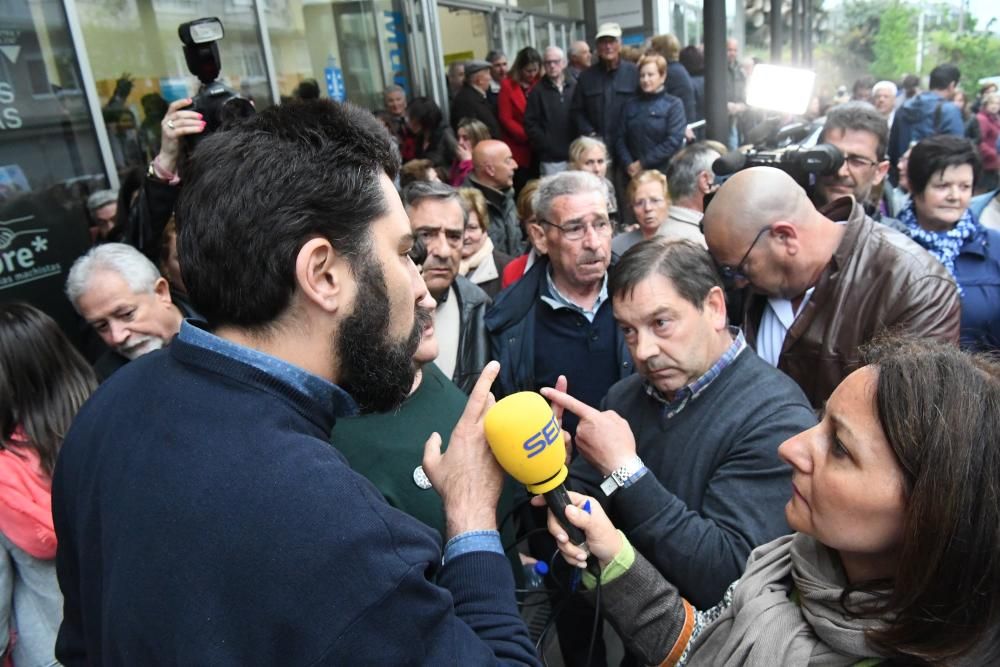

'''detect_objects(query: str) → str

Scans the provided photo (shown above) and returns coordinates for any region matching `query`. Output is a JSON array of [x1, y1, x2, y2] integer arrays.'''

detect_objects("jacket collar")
[[469, 175, 510, 208], [819, 195, 867, 274]]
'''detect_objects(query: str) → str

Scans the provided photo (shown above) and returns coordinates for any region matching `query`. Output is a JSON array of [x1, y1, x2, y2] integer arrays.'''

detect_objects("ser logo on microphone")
[[523, 415, 560, 458]]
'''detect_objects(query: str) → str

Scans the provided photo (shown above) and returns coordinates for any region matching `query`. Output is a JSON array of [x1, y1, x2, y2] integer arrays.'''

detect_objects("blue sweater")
[[52, 328, 539, 665], [570, 348, 816, 608]]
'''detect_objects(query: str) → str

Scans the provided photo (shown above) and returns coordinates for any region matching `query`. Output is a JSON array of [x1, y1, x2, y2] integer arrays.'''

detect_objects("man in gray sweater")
[[546, 238, 816, 609]]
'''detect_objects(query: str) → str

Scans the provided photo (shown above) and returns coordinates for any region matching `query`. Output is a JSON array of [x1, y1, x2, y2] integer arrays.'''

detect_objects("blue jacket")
[[52, 331, 540, 665], [956, 225, 1000, 351], [616, 90, 687, 174], [484, 258, 633, 400], [888, 91, 964, 165], [570, 61, 639, 148]]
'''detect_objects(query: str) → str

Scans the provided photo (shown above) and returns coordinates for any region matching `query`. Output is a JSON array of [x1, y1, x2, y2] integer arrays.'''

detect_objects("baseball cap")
[[595, 23, 623, 40]]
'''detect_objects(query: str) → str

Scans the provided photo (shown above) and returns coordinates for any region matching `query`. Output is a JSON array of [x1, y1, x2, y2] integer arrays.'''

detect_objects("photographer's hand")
[[156, 98, 206, 175]]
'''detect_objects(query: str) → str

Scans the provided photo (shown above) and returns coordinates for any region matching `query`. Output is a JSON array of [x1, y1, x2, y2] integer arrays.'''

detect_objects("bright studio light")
[[746, 64, 816, 115]]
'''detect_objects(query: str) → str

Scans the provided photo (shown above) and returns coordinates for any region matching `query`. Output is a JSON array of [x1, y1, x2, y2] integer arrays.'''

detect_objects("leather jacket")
[[742, 197, 960, 408], [447, 275, 492, 395]]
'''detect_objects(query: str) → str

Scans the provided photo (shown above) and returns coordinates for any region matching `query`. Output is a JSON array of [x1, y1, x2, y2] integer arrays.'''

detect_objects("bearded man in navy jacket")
[[52, 100, 539, 666]]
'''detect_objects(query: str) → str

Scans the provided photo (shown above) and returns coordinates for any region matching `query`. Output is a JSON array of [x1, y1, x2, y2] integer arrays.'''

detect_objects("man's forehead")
[[410, 198, 464, 229], [550, 191, 607, 221], [613, 274, 683, 316], [825, 127, 879, 155]]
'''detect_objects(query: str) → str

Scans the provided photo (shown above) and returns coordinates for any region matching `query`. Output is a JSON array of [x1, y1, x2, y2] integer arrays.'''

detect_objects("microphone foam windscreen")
[[484, 392, 568, 494]]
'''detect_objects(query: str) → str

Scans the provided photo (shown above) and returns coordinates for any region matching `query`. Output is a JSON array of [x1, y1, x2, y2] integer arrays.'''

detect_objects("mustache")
[[415, 302, 434, 333], [422, 258, 453, 271], [577, 250, 606, 265]]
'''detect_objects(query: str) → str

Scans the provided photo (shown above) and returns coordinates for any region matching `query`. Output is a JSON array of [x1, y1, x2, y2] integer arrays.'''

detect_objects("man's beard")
[[118, 335, 165, 360], [336, 256, 422, 414]]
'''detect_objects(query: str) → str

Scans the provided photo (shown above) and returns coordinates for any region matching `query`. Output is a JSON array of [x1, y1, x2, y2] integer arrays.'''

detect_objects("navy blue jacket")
[[666, 61, 696, 127], [52, 334, 540, 666], [616, 90, 687, 174], [570, 60, 639, 148], [484, 258, 633, 401], [956, 225, 1000, 351]]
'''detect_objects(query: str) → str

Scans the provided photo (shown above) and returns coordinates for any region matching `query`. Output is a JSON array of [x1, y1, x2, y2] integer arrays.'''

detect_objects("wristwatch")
[[600, 455, 645, 497]]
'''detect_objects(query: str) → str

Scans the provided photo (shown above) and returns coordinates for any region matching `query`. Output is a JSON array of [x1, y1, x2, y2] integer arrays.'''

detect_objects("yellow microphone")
[[484, 391, 586, 546]]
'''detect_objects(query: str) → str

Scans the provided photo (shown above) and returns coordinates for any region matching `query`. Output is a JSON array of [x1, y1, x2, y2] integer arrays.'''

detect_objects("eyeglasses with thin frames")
[[541, 218, 613, 242], [716, 225, 770, 284]]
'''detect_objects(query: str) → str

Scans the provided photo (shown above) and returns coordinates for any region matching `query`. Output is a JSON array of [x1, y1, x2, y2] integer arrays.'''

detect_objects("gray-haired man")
[[65, 242, 193, 378], [404, 181, 491, 395], [485, 171, 632, 431]]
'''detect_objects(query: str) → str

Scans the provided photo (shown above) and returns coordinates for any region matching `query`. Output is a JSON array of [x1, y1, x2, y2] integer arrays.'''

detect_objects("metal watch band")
[[600, 455, 644, 497]]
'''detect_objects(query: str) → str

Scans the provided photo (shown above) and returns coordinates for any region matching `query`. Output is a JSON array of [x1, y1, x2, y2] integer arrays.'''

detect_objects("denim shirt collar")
[[178, 321, 359, 418], [645, 327, 746, 420]]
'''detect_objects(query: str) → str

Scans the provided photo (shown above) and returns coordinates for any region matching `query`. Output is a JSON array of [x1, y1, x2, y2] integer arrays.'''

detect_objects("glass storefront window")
[[76, 0, 273, 175], [266, 0, 408, 112], [1, 0, 104, 341]]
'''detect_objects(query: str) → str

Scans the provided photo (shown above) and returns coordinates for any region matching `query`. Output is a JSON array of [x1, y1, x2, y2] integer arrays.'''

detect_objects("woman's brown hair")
[[0, 303, 97, 476], [854, 338, 1000, 663]]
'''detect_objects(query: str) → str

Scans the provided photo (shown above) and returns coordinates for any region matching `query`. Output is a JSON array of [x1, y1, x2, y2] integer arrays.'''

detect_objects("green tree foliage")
[[934, 32, 1000, 90], [871, 2, 918, 80]]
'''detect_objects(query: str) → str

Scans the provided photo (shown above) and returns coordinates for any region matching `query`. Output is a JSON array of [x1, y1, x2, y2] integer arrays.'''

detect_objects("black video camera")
[[178, 18, 255, 147], [712, 120, 844, 190]]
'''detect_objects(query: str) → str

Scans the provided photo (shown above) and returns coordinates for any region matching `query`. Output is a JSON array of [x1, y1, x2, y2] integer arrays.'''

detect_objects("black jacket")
[[447, 275, 492, 395], [524, 76, 577, 163], [570, 61, 639, 147], [450, 85, 500, 138]]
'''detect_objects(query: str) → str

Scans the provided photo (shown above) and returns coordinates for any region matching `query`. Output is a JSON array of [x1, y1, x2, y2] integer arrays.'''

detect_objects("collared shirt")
[[540, 267, 609, 323], [179, 321, 504, 563], [757, 288, 815, 367], [645, 327, 747, 420], [433, 285, 460, 380], [178, 320, 359, 418]]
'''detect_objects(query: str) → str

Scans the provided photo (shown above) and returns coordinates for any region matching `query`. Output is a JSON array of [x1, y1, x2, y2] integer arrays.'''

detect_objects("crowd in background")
[[2, 18, 1000, 667]]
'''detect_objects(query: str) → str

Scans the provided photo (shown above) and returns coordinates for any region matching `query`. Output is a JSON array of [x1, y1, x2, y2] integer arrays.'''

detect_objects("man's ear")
[[698, 170, 714, 194], [872, 159, 890, 187], [527, 222, 548, 255], [703, 285, 728, 330], [153, 277, 173, 305], [770, 221, 801, 256], [294, 237, 346, 314]]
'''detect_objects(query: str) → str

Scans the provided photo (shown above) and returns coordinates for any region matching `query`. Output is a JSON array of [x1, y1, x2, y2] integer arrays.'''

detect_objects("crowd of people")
[[2, 18, 999, 667]]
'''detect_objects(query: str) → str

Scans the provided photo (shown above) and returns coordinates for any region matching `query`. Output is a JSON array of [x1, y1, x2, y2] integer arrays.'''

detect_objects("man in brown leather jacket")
[[703, 167, 959, 408]]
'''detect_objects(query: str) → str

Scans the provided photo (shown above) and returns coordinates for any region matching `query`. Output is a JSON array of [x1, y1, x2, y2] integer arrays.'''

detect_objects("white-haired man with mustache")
[[485, 170, 634, 435], [66, 243, 195, 380]]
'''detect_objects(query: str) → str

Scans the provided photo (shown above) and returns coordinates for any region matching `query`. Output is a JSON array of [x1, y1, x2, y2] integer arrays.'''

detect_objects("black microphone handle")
[[544, 484, 587, 546]]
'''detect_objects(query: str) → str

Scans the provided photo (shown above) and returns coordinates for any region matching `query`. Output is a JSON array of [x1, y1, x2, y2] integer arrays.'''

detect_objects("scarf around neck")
[[459, 235, 495, 276], [687, 533, 888, 666], [898, 202, 978, 296], [0, 426, 56, 559]]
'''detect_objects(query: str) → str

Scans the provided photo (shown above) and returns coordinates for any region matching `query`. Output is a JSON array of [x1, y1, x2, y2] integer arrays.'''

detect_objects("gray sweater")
[[570, 348, 816, 608]]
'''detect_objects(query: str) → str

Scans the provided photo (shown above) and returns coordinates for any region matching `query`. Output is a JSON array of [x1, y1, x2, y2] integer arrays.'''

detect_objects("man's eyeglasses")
[[716, 225, 770, 284], [843, 154, 880, 170], [541, 218, 612, 241]]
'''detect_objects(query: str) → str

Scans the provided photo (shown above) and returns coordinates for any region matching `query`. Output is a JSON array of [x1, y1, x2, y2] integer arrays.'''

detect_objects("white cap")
[[595, 22, 622, 40]]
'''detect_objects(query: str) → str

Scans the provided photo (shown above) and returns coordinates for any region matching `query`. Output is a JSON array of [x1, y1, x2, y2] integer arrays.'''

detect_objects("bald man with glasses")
[[703, 166, 960, 408]]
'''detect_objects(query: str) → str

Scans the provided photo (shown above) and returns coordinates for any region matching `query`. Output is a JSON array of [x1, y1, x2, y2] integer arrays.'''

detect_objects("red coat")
[[978, 111, 1000, 172], [498, 77, 535, 169]]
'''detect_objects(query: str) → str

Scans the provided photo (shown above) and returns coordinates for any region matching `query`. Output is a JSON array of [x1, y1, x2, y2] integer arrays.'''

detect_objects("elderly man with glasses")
[[485, 170, 633, 433], [703, 166, 960, 408]]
